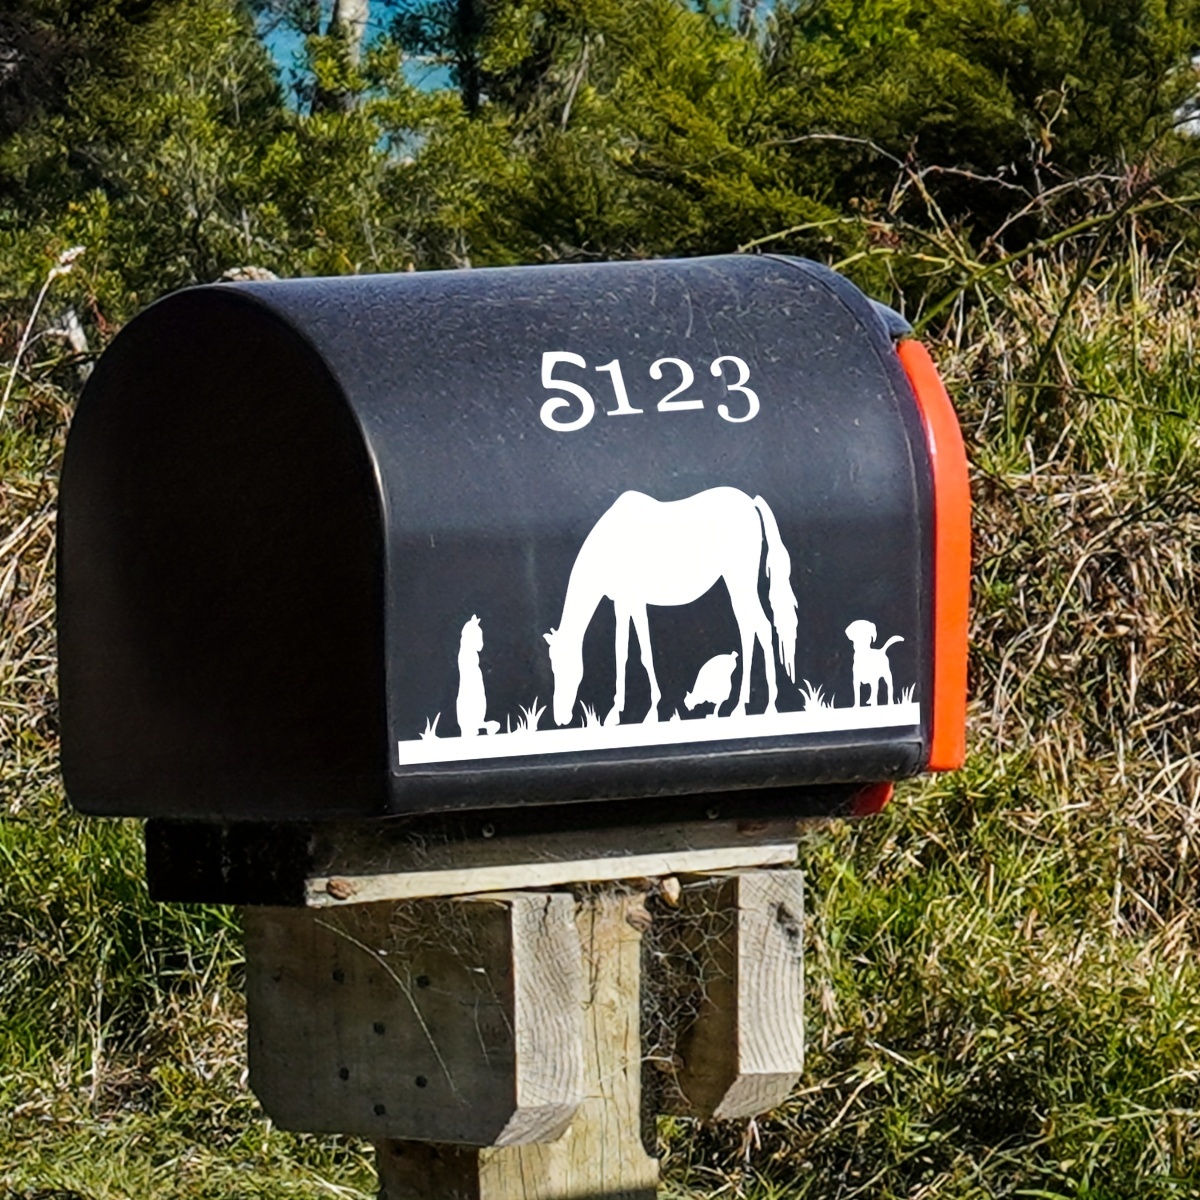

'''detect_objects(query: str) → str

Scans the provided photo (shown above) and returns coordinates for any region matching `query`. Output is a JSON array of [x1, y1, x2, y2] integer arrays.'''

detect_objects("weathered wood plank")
[[307, 839, 796, 906], [375, 1142, 483, 1200], [377, 889, 659, 1200], [649, 870, 805, 1120], [244, 892, 583, 1144], [146, 783, 852, 906]]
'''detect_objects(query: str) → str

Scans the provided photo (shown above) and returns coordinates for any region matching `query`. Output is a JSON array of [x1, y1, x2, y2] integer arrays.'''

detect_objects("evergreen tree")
[[0, 0, 430, 323], [5, 0, 1200, 328], [764, 0, 1200, 243]]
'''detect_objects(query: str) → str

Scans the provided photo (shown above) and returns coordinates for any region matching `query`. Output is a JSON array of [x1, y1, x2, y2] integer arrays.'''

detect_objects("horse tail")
[[753, 495, 798, 682]]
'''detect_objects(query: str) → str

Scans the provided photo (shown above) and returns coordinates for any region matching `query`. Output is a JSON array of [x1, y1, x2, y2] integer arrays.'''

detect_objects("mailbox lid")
[[59, 254, 953, 821]]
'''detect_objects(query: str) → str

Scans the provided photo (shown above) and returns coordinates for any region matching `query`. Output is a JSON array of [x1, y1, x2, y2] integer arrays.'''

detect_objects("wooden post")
[[245, 892, 584, 1145], [647, 871, 805, 1120], [376, 889, 658, 1200], [242, 839, 805, 1199]]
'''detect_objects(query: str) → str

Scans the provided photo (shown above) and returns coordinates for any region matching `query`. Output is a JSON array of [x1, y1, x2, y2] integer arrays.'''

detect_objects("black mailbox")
[[58, 254, 969, 822]]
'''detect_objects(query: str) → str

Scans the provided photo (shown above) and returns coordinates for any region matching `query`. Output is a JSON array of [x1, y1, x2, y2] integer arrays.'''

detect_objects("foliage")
[[764, 0, 1200, 238], [9, 235, 1200, 1193], [8, 0, 1200, 1196], [7, 0, 1200, 321], [0, 0, 431, 319]]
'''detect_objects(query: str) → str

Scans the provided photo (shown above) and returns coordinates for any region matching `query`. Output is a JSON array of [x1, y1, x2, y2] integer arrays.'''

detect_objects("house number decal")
[[539, 351, 760, 431]]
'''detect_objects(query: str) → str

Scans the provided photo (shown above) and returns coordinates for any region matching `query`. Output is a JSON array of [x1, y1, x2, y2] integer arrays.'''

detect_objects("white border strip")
[[396, 702, 921, 767]]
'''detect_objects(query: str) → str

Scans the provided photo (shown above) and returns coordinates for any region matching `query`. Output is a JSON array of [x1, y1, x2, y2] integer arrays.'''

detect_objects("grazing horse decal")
[[543, 487, 799, 727]]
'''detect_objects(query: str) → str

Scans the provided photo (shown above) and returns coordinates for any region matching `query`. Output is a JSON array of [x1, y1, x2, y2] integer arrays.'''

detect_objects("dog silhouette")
[[845, 619, 904, 707]]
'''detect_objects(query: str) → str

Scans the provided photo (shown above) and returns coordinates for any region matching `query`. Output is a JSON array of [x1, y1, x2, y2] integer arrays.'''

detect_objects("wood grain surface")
[[377, 889, 659, 1200], [244, 893, 583, 1144], [658, 869, 805, 1119], [306, 839, 796, 905]]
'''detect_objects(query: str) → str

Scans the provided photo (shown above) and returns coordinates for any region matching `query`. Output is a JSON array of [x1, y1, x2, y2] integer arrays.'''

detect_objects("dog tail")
[[753, 495, 798, 682], [880, 636, 904, 653]]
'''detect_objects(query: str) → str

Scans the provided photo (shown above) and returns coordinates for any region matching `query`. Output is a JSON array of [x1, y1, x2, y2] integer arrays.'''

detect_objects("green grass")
[[8, 237, 1200, 1195], [656, 768, 1200, 1197], [0, 788, 378, 1196], [657, 242, 1200, 1197]]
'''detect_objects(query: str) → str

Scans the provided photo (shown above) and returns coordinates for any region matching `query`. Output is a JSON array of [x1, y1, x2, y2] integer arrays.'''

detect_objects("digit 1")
[[595, 358, 643, 416]]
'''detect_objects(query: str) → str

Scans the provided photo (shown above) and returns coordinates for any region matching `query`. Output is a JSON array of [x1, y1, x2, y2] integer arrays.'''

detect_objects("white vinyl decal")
[[396, 486, 920, 767], [845, 619, 906, 707], [538, 352, 760, 429], [456, 615, 500, 736], [544, 487, 797, 726]]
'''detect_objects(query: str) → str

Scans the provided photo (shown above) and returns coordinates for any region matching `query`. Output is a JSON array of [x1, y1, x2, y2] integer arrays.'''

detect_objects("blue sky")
[[258, 8, 454, 102]]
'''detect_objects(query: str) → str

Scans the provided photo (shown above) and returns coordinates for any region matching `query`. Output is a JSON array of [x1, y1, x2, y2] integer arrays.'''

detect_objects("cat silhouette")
[[457, 614, 500, 736]]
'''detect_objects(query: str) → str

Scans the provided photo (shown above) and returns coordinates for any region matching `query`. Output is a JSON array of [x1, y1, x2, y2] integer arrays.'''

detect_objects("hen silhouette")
[[684, 652, 739, 717]]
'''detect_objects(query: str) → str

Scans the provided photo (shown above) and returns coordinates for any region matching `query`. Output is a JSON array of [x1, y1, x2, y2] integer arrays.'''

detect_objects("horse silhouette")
[[543, 487, 798, 727]]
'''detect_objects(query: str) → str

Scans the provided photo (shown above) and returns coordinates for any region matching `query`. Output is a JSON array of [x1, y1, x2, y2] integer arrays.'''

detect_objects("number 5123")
[[538, 351, 759, 432]]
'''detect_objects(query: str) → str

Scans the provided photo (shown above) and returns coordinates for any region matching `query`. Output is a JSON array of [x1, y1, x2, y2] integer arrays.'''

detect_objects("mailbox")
[[58, 254, 969, 822]]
